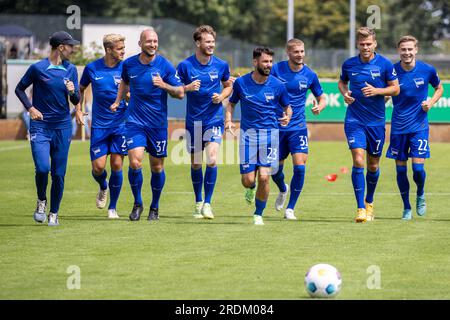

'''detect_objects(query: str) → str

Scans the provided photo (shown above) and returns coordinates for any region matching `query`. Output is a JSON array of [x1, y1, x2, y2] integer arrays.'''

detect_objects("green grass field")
[[1, 139, 450, 299]]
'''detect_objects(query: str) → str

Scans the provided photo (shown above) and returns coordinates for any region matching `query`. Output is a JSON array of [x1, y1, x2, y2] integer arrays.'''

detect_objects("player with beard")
[[177, 25, 233, 219], [338, 27, 400, 223], [111, 29, 184, 222], [386, 35, 443, 220], [79, 34, 128, 219], [270, 38, 326, 220], [225, 47, 292, 225]]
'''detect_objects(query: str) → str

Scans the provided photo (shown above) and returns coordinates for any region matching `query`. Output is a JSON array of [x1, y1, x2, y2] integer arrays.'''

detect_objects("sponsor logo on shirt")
[[413, 78, 425, 88], [94, 76, 104, 81]]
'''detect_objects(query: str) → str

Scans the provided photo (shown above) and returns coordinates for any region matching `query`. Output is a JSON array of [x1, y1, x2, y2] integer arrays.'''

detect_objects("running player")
[[226, 47, 292, 225], [270, 38, 326, 220], [111, 28, 184, 221], [338, 27, 400, 223], [177, 25, 232, 219], [79, 34, 128, 219], [386, 35, 443, 220]]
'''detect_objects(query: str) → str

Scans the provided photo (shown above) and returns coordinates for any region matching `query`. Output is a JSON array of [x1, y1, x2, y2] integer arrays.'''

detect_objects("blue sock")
[[287, 165, 305, 210], [50, 174, 64, 213], [150, 170, 166, 209], [191, 167, 203, 202], [271, 164, 287, 192], [204, 166, 217, 204], [128, 167, 143, 206], [108, 170, 123, 210], [35, 172, 48, 201], [92, 170, 108, 190], [365, 168, 380, 204], [412, 163, 426, 196], [352, 167, 365, 209], [396, 165, 411, 210], [254, 198, 267, 216]]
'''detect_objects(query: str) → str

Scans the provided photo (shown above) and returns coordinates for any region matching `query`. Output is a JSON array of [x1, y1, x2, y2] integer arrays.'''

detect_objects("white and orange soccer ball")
[[305, 264, 342, 298]]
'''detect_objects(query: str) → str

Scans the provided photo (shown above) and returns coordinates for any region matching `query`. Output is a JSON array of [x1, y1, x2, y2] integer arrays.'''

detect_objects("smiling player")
[[386, 35, 443, 220]]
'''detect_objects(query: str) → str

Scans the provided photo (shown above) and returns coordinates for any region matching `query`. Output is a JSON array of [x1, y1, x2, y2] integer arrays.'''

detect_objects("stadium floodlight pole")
[[349, 0, 356, 57], [287, 0, 294, 41]]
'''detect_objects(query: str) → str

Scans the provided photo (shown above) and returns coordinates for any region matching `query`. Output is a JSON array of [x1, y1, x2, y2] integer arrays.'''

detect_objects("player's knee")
[[110, 158, 123, 171], [367, 163, 379, 172], [151, 162, 164, 173], [258, 174, 270, 185], [129, 159, 142, 169], [206, 156, 217, 167], [241, 176, 255, 188], [92, 164, 104, 176]]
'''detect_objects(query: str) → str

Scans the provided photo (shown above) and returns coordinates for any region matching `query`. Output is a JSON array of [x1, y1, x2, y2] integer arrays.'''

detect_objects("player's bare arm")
[[76, 85, 89, 125], [311, 94, 326, 115], [362, 79, 400, 97], [422, 83, 444, 112], [212, 79, 233, 104], [279, 105, 292, 127], [225, 102, 236, 135], [152, 75, 184, 99], [338, 80, 355, 104], [110, 80, 129, 112]]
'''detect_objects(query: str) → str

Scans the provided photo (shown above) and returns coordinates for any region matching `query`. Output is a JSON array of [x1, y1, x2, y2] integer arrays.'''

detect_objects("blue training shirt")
[[80, 58, 127, 128], [177, 55, 230, 127], [229, 72, 290, 131], [17, 58, 79, 129], [340, 53, 397, 126], [391, 60, 440, 134], [271, 61, 323, 131], [121, 54, 181, 128]]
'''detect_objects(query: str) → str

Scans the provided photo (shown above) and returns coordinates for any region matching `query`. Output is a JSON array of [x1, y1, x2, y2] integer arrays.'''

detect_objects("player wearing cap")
[[79, 34, 127, 219], [386, 35, 443, 220], [15, 31, 81, 226], [338, 27, 400, 223]]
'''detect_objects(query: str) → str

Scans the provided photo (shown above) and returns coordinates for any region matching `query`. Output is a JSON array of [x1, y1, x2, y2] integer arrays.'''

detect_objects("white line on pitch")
[[0, 145, 28, 152]]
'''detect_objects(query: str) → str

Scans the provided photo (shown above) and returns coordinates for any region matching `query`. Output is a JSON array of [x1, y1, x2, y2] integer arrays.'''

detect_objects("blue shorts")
[[186, 122, 223, 153], [90, 125, 127, 161], [125, 124, 168, 158], [239, 129, 279, 174], [279, 129, 309, 160], [29, 126, 72, 176], [344, 123, 385, 157], [386, 129, 430, 161]]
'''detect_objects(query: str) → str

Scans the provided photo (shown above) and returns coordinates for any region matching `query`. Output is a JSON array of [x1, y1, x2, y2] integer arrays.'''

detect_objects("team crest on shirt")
[[413, 78, 425, 88], [208, 71, 219, 81], [299, 80, 308, 90], [264, 92, 275, 102], [370, 68, 381, 79], [113, 75, 121, 87]]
